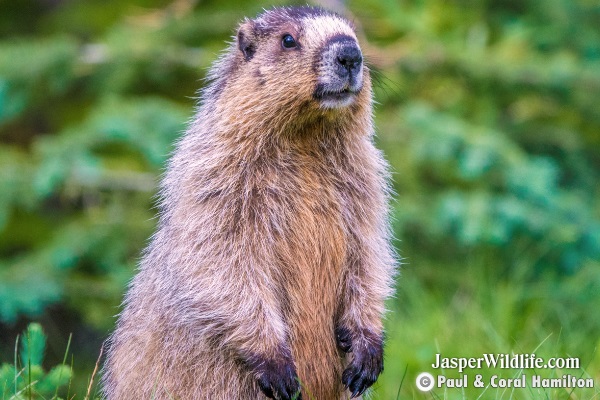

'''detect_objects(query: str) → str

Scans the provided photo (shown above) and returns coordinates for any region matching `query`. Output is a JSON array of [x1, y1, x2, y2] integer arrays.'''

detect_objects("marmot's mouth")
[[320, 89, 355, 101], [314, 86, 358, 103], [313, 82, 362, 109]]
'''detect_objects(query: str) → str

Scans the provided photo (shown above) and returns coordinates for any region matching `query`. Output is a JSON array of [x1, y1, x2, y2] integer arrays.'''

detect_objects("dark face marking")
[[251, 6, 345, 54], [238, 29, 257, 61], [325, 34, 357, 47], [255, 5, 338, 28]]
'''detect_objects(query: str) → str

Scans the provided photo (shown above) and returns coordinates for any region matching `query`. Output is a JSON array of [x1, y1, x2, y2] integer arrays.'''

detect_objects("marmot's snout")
[[315, 35, 364, 109], [335, 45, 362, 81]]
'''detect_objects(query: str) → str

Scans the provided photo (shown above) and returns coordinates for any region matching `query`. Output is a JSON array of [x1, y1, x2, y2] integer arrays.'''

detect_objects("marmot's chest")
[[271, 156, 359, 282]]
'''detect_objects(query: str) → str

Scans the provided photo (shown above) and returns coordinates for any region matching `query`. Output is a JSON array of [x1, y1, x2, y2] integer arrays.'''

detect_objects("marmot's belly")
[[283, 235, 347, 398], [288, 300, 345, 399]]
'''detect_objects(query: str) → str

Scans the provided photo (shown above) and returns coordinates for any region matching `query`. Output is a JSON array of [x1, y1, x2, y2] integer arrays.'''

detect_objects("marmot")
[[103, 6, 396, 400]]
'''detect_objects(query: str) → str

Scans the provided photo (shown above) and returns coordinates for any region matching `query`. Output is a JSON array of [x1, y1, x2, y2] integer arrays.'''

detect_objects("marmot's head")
[[203, 6, 371, 128]]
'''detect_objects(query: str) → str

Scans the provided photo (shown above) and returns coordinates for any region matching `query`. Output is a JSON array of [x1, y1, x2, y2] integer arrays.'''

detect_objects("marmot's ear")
[[237, 20, 257, 61]]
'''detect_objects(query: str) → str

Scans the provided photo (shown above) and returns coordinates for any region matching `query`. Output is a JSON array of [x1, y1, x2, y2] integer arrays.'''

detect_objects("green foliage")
[[396, 102, 600, 272], [0, 37, 78, 125], [0, 324, 72, 400], [353, 0, 600, 276], [0, 94, 187, 324]]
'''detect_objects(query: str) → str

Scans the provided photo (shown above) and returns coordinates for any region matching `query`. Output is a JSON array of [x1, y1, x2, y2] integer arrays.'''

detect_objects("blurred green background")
[[1, 0, 599, 398]]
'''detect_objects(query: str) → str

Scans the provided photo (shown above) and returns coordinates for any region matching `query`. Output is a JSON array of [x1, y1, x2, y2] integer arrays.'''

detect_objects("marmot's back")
[[103, 6, 395, 400]]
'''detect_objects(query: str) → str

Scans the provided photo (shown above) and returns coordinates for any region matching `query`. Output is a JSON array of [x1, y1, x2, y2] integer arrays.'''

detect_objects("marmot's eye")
[[282, 34, 297, 49]]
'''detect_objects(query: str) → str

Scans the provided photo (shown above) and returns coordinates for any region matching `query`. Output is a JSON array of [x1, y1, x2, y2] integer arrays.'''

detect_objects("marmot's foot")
[[249, 351, 301, 400], [341, 330, 384, 398]]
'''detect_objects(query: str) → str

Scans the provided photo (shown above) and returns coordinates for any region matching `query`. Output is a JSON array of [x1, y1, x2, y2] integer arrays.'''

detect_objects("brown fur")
[[103, 6, 396, 400]]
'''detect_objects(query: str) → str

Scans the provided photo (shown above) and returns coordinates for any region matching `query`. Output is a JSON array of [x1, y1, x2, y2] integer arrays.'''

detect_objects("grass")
[[0, 324, 102, 400], [372, 254, 600, 399]]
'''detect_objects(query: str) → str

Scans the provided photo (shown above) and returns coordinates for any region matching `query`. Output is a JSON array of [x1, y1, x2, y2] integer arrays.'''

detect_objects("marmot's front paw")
[[250, 353, 301, 400], [335, 326, 353, 353], [341, 331, 384, 398]]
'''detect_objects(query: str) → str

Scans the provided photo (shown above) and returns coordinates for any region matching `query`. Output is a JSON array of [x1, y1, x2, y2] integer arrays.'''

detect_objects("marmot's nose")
[[336, 46, 362, 75]]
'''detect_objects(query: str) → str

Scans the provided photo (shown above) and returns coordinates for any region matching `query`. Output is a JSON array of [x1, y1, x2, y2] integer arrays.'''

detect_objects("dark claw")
[[335, 326, 353, 353], [258, 376, 274, 398], [247, 351, 301, 400], [341, 331, 384, 398]]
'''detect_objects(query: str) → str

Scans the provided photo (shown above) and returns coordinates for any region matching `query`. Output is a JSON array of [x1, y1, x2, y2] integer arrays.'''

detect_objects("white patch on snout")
[[302, 15, 358, 45]]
